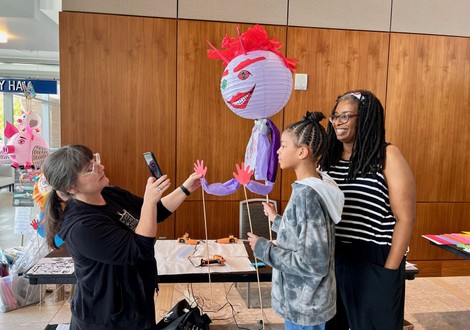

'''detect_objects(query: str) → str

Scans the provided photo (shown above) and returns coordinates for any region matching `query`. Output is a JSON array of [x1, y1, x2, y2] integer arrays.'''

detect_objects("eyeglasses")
[[328, 113, 359, 124], [81, 153, 101, 176]]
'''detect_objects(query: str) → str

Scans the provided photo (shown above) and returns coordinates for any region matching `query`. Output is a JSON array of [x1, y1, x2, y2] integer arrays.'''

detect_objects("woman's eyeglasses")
[[81, 153, 101, 176], [328, 113, 359, 124]]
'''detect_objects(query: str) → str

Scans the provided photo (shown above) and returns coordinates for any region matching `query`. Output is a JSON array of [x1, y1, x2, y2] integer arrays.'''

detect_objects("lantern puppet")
[[1, 121, 49, 169], [203, 24, 296, 196], [1, 81, 49, 169]]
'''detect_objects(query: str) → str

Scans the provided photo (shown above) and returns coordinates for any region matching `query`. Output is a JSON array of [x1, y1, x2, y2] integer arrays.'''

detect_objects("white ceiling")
[[0, 0, 60, 80]]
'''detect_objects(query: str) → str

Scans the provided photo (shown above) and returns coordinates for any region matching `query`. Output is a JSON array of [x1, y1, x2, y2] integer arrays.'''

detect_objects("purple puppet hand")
[[233, 162, 254, 185], [194, 160, 207, 178]]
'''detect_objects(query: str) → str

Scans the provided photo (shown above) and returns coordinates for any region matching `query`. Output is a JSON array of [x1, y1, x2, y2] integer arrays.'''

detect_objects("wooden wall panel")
[[386, 33, 470, 202], [407, 203, 470, 260], [414, 260, 470, 277], [282, 27, 390, 201], [174, 201, 240, 239], [60, 12, 177, 237], [407, 203, 470, 277]]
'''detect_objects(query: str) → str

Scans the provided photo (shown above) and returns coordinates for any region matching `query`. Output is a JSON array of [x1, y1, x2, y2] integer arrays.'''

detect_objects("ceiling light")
[[0, 32, 8, 43]]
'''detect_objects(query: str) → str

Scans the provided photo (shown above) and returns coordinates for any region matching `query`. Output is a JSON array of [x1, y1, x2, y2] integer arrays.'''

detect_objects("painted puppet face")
[[220, 50, 293, 120]]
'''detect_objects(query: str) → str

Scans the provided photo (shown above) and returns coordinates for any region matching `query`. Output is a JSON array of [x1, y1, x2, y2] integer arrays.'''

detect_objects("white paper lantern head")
[[208, 25, 296, 120], [220, 50, 293, 119]]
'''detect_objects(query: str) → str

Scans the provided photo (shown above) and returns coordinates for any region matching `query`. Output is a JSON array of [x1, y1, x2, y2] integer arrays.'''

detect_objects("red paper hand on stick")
[[30, 218, 39, 230], [233, 162, 254, 185], [194, 160, 207, 178]]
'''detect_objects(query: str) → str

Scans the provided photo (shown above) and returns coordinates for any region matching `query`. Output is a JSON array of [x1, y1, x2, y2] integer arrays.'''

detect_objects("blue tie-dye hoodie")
[[253, 172, 344, 326]]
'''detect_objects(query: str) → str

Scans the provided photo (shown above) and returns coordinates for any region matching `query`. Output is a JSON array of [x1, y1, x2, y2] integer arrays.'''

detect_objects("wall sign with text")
[[0, 79, 58, 94]]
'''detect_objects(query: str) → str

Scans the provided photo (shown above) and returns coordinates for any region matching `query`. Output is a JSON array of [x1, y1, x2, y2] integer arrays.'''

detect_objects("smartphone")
[[143, 151, 163, 178]]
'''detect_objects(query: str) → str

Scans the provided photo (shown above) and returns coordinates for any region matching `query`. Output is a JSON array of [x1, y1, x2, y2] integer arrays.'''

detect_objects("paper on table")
[[422, 233, 470, 245], [155, 239, 248, 259], [155, 239, 255, 275], [422, 234, 451, 245], [26, 257, 74, 275], [405, 261, 418, 270]]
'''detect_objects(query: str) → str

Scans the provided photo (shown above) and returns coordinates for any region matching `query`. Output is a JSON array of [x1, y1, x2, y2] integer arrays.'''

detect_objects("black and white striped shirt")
[[328, 160, 396, 246]]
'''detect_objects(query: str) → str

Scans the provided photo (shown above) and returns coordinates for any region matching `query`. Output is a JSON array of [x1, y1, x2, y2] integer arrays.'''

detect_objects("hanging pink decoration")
[[1, 80, 50, 169], [1, 121, 49, 169]]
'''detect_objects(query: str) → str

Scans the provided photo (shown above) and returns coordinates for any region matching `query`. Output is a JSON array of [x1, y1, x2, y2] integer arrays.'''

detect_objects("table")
[[430, 242, 470, 260], [25, 241, 419, 285], [24, 241, 272, 285]]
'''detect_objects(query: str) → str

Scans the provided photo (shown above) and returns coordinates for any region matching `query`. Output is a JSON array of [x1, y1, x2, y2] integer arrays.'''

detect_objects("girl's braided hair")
[[285, 111, 328, 164]]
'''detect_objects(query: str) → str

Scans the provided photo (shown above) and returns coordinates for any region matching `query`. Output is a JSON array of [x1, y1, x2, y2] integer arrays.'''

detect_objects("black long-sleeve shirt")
[[58, 186, 171, 330]]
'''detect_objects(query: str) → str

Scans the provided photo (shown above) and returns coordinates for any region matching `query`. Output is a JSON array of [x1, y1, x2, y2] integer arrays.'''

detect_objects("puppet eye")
[[238, 70, 251, 80], [18, 138, 26, 145], [221, 79, 227, 90]]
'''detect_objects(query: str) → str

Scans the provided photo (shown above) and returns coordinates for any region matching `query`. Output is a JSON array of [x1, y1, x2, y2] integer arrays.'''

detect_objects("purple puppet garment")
[[200, 178, 274, 196], [200, 118, 279, 197], [244, 118, 280, 183], [265, 119, 280, 182]]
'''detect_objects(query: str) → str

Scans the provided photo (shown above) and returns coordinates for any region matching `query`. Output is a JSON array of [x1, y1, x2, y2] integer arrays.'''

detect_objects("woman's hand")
[[247, 232, 259, 250], [262, 202, 277, 222], [137, 175, 170, 237], [182, 172, 202, 194], [144, 175, 170, 204]]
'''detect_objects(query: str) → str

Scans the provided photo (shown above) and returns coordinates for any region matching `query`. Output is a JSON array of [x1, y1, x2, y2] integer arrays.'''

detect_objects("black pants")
[[326, 241, 405, 330]]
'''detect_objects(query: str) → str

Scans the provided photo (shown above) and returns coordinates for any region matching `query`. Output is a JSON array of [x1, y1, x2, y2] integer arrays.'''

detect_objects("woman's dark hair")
[[320, 90, 386, 180], [285, 111, 328, 164], [43, 145, 93, 249]]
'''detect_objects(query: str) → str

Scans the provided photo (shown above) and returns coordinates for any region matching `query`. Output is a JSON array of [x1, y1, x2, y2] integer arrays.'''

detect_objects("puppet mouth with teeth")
[[227, 85, 256, 109]]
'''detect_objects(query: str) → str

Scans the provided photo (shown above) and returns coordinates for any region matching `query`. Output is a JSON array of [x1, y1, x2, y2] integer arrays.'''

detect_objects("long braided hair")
[[285, 111, 328, 164], [320, 90, 387, 180]]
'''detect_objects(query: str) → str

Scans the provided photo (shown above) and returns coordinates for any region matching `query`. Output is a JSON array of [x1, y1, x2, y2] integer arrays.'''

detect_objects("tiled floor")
[[1, 277, 470, 329], [1, 190, 470, 329]]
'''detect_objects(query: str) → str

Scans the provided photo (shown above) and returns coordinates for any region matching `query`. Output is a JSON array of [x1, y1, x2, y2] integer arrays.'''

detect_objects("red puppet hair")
[[207, 24, 296, 72]]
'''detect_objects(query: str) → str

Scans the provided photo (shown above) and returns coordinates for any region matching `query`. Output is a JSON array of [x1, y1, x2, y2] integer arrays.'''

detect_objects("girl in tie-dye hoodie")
[[247, 112, 344, 330]]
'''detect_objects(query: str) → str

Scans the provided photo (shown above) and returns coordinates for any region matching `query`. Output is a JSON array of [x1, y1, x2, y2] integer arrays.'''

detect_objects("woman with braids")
[[247, 112, 345, 330], [42, 145, 201, 330], [322, 90, 416, 330]]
